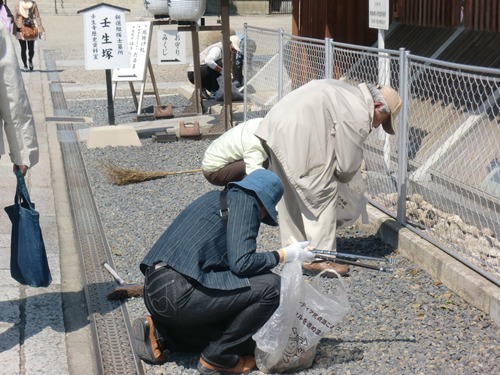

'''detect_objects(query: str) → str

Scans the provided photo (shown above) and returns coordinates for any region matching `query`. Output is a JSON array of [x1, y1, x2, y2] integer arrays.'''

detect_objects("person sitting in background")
[[231, 32, 256, 88], [187, 35, 241, 99]]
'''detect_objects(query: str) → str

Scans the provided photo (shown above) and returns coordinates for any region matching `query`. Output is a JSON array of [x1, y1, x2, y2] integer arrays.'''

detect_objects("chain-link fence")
[[242, 26, 500, 285]]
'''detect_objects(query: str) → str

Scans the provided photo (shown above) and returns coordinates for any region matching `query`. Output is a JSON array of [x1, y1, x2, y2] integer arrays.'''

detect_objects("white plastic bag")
[[215, 75, 244, 101], [337, 169, 368, 228], [253, 262, 350, 373]]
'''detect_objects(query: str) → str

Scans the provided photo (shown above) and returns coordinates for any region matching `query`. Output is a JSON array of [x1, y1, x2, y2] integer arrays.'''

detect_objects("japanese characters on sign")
[[369, 0, 390, 30], [113, 21, 153, 82], [157, 29, 186, 65], [82, 6, 130, 70]]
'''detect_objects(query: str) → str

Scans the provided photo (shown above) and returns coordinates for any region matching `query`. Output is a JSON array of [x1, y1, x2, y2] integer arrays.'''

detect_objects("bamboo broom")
[[107, 284, 144, 300], [102, 161, 203, 186]]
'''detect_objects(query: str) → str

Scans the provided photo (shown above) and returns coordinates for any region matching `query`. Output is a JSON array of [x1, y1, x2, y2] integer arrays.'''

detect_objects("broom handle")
[[162, 168, 203, 175]]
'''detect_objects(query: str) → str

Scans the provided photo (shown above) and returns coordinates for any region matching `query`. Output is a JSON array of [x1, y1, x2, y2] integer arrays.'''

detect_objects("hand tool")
[[311, 251, 394, 273]]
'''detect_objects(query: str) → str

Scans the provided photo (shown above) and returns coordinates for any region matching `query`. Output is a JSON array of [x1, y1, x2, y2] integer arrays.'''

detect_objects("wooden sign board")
[[112, 21, 152, 82], [157, 29, 187, 65], [81, 5, 130, 70]]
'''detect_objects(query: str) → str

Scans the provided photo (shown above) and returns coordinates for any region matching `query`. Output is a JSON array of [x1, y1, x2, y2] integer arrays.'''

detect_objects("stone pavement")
[[0, 29, 95, 374], [0, 47, 72, 375]]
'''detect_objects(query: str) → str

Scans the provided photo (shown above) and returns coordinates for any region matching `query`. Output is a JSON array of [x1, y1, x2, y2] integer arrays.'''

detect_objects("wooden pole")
[[221, 0, 233, 130], [105, 69, 115, 125], [191, 26, 203, 115]]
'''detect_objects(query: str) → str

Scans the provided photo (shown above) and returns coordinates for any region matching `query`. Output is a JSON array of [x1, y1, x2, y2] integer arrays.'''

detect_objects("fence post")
[[396, 48, 410, 224], [325, 38, 333, 79], [278, 28, 284, 100]]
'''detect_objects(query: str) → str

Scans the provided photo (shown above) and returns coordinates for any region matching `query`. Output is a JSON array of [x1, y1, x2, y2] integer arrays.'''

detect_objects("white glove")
[[279, 241, 315, 263]]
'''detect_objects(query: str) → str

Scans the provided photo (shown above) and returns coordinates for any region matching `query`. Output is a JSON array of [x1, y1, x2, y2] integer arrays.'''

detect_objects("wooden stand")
[[113, 59, 161, 115]]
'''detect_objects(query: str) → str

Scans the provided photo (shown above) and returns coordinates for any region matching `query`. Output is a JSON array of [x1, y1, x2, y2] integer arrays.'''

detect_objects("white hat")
[[230, 35, 241, 52]]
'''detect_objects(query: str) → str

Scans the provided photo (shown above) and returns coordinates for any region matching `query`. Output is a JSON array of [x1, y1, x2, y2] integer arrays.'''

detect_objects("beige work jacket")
[[255, 79, 373, 217]]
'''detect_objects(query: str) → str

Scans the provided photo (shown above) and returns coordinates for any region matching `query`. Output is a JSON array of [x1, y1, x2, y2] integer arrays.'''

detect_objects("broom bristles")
[[102, 162, 202, 185], [107, 284, 144, 300]]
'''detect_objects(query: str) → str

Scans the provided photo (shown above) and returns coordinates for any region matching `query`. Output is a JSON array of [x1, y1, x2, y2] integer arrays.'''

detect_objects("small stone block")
[[135, 114, 156, 122], [153, 131, 177, 143], [87, 125, 142, 148], [179, 121, 200, 137], [154, 105, 174, 119]]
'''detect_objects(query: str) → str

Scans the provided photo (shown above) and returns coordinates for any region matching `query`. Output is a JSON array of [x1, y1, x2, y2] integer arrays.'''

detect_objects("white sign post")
[[79, 4, 130, 125], [369, 0, 390, 85], [112, 21, 156, 115], [113, 22, 152, 82], [81, 6, 130, 70], [369, 0, 392, 169]]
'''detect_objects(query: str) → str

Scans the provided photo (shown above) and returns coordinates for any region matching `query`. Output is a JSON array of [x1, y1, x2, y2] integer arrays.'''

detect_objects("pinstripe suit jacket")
[[140, 188, 278, 290]]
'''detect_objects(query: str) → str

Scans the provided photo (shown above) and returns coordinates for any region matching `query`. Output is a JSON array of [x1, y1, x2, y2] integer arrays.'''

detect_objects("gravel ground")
[[72, 100, 499, 375]]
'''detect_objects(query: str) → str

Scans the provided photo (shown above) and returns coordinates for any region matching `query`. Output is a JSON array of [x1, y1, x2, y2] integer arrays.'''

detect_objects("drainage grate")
[[57, 124, 144, 375], [57, 129, 77, 143], [45, 52, 69, 116], [45, 49, 144, 375]]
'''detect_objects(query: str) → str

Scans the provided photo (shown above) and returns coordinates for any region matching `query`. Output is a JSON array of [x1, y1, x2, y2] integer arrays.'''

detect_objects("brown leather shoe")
[[132, 315, 166, 365], [302, 260, 349, 277], [197, 355, 256, 375]]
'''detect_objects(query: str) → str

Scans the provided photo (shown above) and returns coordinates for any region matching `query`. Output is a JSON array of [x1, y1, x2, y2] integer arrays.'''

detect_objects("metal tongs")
[[311, 249, 395, 273]]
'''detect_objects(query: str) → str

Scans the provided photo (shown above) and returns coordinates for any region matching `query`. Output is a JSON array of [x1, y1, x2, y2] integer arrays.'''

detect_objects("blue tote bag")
[[4, 169, 52, 287]]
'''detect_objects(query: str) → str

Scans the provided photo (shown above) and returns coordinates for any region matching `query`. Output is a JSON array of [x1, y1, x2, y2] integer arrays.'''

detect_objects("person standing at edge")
[[132, 169, 315, 375], [13, 0, 45, 72], [255, 79, 402, 277], [0, 20, 38, 176]]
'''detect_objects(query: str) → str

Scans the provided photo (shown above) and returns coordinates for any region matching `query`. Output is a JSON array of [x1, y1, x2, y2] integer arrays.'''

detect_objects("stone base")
[[86, 126, 142, 149]]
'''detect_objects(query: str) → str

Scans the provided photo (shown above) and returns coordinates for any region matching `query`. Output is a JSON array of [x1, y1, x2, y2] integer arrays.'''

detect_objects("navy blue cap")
[[228, 170, 283, 226]]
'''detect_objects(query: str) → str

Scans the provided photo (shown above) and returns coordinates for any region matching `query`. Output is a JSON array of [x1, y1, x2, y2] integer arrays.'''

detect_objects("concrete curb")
[[365, 204, 500, 326]]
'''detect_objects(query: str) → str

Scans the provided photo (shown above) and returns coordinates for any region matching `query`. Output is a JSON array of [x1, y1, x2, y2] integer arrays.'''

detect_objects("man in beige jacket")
[[0, 20, 38, 176], [255, 79, 401, 276]]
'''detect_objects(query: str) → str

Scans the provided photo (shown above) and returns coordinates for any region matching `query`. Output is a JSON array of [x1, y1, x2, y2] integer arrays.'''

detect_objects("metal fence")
[[242, 25, 500, 286]]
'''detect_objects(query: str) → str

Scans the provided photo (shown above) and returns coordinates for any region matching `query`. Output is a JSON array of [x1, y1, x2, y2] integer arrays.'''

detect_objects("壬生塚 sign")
[[79, 4, 131, 70]]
